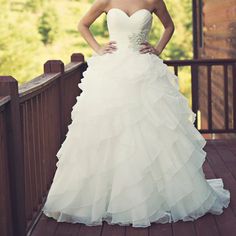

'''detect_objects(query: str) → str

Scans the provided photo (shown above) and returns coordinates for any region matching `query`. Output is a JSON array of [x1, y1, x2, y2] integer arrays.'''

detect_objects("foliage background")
[[0, 0, 193, 99]]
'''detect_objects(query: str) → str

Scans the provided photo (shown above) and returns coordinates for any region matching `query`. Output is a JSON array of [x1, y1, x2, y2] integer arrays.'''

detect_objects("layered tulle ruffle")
[[42, 51, 230, 227]]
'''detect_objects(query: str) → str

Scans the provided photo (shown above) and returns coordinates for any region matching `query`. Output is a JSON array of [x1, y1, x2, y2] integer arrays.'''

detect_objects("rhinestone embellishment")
[[128, 29, 150, 51]]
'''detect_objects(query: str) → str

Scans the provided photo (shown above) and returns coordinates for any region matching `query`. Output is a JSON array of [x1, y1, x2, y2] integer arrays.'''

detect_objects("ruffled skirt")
[[42, 50, 230, 227]]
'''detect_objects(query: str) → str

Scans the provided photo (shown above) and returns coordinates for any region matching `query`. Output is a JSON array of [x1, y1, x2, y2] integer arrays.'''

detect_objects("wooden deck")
[[29, 139, 236, 236]]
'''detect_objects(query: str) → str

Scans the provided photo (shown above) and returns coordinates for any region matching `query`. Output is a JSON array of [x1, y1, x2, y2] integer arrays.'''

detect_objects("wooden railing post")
[[71, 53, 87, 77], [71, 52, 84, 63], [0, 76, 26, 236], [44, 60, 65, 144]]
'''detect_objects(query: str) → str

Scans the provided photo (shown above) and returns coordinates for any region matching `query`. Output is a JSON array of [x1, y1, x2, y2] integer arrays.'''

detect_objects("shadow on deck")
[[30, 139, 236, 236]]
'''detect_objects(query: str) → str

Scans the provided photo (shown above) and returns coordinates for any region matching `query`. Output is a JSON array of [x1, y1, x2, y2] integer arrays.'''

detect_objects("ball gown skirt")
[[42, 8, 230, 228]]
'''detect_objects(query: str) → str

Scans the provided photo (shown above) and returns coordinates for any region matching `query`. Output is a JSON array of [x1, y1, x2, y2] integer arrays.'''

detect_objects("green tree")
[[38, 6, 59, 45], [164, 0, 193, 59], [0, 0, 44, 84]]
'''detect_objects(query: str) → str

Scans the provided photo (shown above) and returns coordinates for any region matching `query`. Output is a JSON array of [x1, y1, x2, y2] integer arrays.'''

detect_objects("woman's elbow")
[[164, 21, 175, 34], [172, 24, 175, 33], [168, 22, 175, 33]]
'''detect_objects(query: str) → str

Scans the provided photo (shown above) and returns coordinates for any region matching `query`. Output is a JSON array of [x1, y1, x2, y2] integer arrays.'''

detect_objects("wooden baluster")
[[35, 95, 43, 203], [223, 64, 229, 131], [29, 98, 38, 212], [191, 64, 199, 128], [174, 65, 178, 76], [21, 101, 33, 222], [39, 90, 46, 192], [207, 65, 212, 132]]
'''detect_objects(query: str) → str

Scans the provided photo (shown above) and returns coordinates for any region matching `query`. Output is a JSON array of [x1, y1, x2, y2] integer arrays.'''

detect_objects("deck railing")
[[165, 58, 236, 134], [0, 54, 236, 236], [0, 53, 86, 236]]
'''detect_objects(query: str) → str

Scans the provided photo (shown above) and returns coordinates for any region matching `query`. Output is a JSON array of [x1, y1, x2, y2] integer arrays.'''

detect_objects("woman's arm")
[[77, 0, 116, 55], [153, 0, 175, 54]]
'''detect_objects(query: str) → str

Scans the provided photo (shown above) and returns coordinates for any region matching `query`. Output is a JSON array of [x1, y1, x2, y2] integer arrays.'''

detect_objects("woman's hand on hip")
[[97, 41, 117, 55], [139, 42, 161, 56]]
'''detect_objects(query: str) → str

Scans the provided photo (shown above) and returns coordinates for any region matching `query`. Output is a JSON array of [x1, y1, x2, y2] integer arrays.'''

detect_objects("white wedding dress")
[[42, 8, 230, 227]]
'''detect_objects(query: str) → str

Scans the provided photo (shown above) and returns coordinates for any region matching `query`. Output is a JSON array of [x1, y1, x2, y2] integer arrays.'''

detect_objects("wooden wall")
[[194, 0, 236, 139]]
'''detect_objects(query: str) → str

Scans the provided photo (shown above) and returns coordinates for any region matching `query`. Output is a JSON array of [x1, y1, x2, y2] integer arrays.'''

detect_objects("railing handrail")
[[1, 58, 234, 104], [19, 60, 85, 102], [164, 58, 236, 66], [0, 95, 11, 107]]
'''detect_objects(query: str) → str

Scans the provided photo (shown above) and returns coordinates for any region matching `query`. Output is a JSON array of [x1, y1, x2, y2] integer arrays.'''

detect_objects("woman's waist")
[[110, 38, 145, 52]]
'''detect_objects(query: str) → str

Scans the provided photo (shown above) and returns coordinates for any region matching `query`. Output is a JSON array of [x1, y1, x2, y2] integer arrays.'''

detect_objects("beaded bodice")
[[106, 8, 153, 52]]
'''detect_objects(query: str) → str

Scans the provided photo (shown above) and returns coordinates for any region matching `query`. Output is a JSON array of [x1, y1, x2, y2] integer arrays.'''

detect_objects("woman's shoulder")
[[91, 0, 112, 13], [146, 0, 165, 11]]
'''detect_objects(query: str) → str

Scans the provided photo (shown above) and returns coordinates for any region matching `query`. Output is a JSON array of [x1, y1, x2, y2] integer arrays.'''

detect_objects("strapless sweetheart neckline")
[[106, 8, 153, 18]]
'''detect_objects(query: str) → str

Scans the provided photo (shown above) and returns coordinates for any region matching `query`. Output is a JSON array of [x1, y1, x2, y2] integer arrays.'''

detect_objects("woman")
[[42, 0, 230, 228]]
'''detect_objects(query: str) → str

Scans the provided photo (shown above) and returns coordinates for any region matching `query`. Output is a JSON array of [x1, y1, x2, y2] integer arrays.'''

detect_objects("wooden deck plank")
[[53, 222, 81, 236], [101, 222, 126, 236], [207, 142, 236, 215], [125, 226, 148, 236], [212, 141, 236, 180], [78, 224, 103, 236], [194, 214, 219, 236], [149, 223, 173, 236], [172, 221, 196, 236], [204, 142, 236, 236], [170, 142, 218, 236], [225, 140, 236, 151], [194, 147, 222, 236], [31, 214, 58, 236]]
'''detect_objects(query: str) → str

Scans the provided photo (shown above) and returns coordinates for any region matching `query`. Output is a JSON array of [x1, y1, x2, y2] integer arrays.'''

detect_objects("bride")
[[42, 0, 230, 227]]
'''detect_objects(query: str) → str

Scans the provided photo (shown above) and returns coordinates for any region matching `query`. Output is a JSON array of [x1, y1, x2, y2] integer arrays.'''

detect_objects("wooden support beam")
[[192, 0, 199, 59]]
